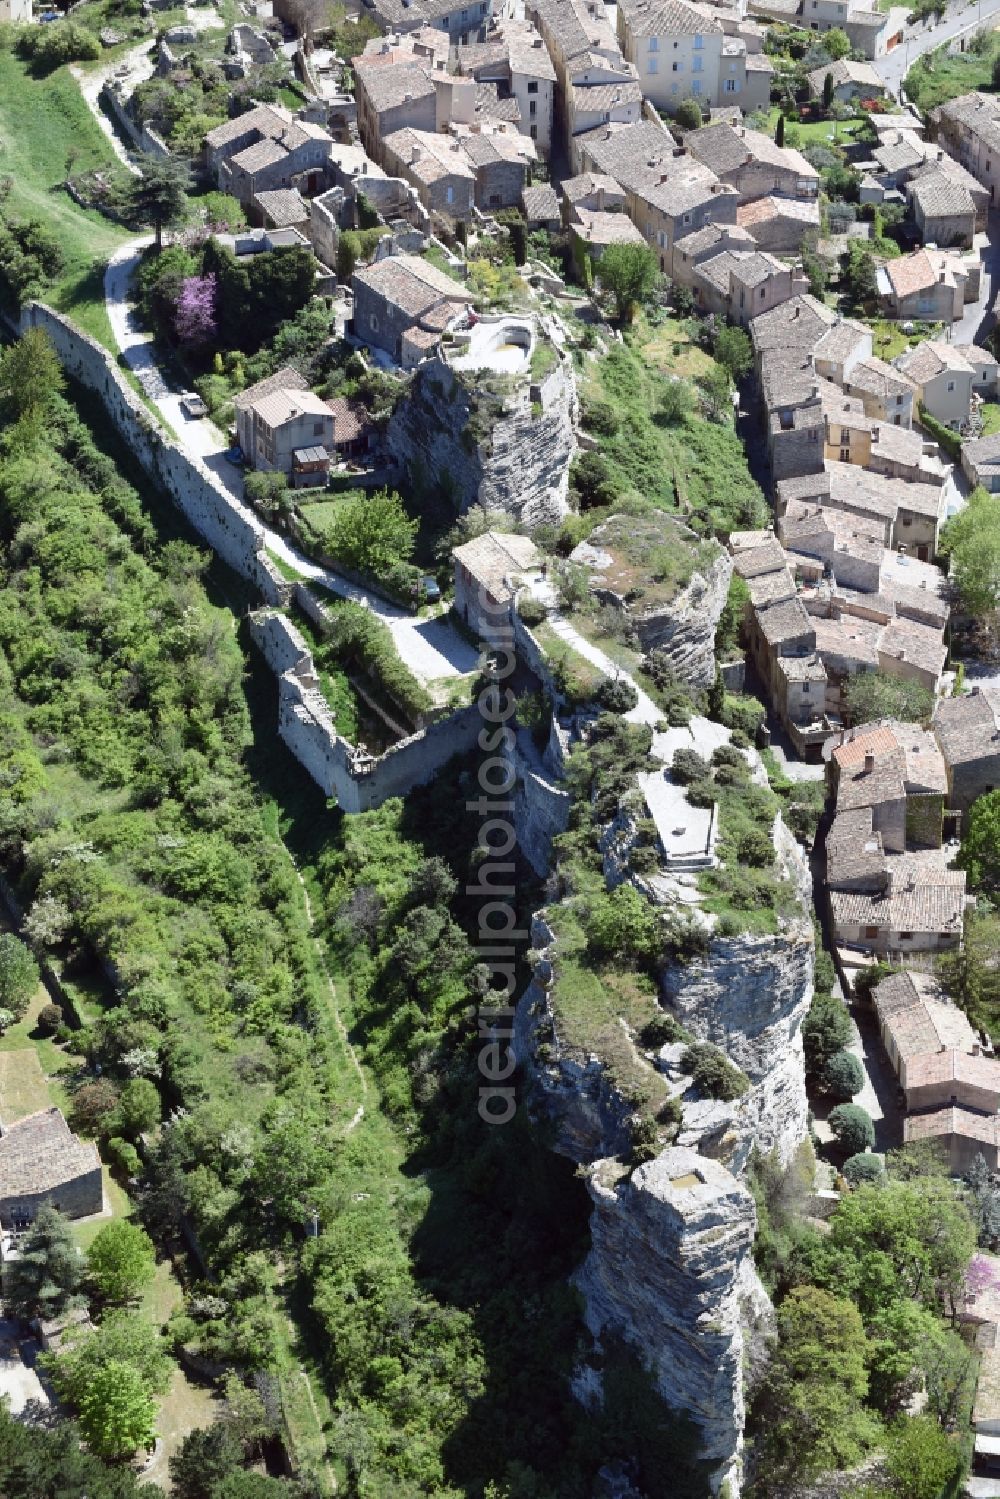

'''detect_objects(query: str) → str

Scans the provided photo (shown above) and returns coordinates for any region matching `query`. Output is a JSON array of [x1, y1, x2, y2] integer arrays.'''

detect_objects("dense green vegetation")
[[575, 335, 767, 537], [906, 29, 1000, 112], [941, 485, 1000, 617]]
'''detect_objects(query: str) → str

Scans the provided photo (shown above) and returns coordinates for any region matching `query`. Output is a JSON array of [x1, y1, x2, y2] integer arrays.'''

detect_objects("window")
[[528, 79, 538, 93], [739, 289, 745, 308], [530, 123, 537, 138], [899, 931, 913, 941], [672, 59, 680, 70], [446, 186, 454, 203], [692, 78, 701, 93], [947, 380, 955, 391], [724, 77, 736, 92], [759, 286, 766, 298], [902, 515, 912, 525], [864, 925, 879, 939], [648, 56, 658, 73], [896, 393, 903, 403], [648, 34, 658, 49], [694, 31, 703, 46], [370, 312, 379, 331], [313, 421, 324, 436], [692, 54, 703, 71], [530, 100, 537, 115], [840, 447, 850, 462]]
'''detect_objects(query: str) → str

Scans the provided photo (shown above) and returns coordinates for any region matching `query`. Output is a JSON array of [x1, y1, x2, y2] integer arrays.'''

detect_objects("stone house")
[[872, 970, 1000, 1115], [966, 345, 1000, 400], [871, 129, 929, 192], [736, 193, 820, 252], [453, 530, 541, 643], [253, 187, 309, 233], [455, 19, 557, 157], [806, 57, 885, 103], [571, 206, 648, 259], [845, 355, 915, 427], [692, 248, 805, 326], [932, 91, 1000, 209], [325, 396, 374, 461], [907, 164, 978, 250], [381, 128, 477, 219], [221, 123, 336, 207], [895, 339, 975, 429], [905, 1107, 1000, 1174], [361, 0, 492, 43], [353, 55, 439, 164], [234, 367, 334, 485], [932, 686, 1000, 815], [877, 246, 977, 324], [561, 170, 627, 217], [0, 1109, 102, 1230], [962, 433, 1000, 493], [525, 0, 639, 165], [459, 129, 537, 208], [204, 104, 296, 179], [616, 0, 771, 115], [522, 182, 562, 227], [671, 221, 756, 287], [683, 122, 820, 204], [352, 252, 469, 366]]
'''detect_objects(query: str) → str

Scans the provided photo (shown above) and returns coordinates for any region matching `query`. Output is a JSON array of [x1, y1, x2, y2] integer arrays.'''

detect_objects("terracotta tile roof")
[[830, 867, 967, 935], [522, 183, 561, 222], [205, 103, 293, 150], [453, 530, 540, 596], [325, 397, 370, 445], [685, 122, 817, 182], [873, 968, 975, 1059], [253, 187, 308, 226], [617, 0, 716, 37], [234, 365, 308, 411], [906, 1105, 1000, 1147]]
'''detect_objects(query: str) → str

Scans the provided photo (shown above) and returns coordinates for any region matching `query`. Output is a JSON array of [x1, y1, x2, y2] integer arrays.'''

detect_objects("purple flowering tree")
[[174, 273, 217, 349]]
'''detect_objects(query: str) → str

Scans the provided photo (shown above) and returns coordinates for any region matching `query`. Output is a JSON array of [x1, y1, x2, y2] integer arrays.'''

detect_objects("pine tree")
[[6, 1203, 82, 1320]]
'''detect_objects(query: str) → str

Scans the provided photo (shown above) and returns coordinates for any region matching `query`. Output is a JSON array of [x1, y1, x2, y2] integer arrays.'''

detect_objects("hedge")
[[918, 402, 962, 462]]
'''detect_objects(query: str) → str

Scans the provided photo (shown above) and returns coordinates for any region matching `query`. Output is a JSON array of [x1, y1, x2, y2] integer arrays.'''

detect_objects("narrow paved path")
[[103, 244, 480, 684], [71, 39, 156, 173]]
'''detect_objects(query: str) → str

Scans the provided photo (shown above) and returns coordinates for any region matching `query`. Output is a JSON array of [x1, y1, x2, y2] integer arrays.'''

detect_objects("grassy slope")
[[0, 51, 129, 345], [905, 36, 1000, 111]]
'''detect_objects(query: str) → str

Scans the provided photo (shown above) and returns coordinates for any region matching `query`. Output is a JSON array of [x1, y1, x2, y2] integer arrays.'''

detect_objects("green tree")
[[70, 1077, 121, 1138], [713, 325, 752, 381], [940, 486, 1000, 615], [822, 1048, 863, 1100], [939, 907, 1000, 1036], [320, 488, 417, 582], [597, 242, 659, 323], [87, 1220, 156, 1304], [77, 1359, 157, 1459], [828, 1178, 976, 1317], [0, 931, 39, 1021], [680, 1043, 749, 1101], [585, 884, 661, 965], [122, 154, 192, 251], [659, 378, 695, 426], [114, 1077, 161, 1139], [675, 97, 703, 130], [47, 1309, 171, 1407], [755, 1286, 876, 1482], [775, 112, 785, 147], [829, 1102, 875, 1156], [843, 1152, 884, 1188], [959, 788, 1000, 892], [841, 240, 878, 307], [824, 27, 851, 58], [170, 1423, 244, 1499], [5, 1203, 82, 1320], [0, 328, 65, 425], [884, 1415, 962, 1499], [803, 990, 852, 1077], [843, 670, 932, 727], [823, 70, 835, 109], [244, 469, 291, 519], [0, 1403, 159, 1499]]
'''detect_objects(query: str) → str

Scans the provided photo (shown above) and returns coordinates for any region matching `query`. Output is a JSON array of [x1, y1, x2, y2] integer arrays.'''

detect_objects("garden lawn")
[[760, 104, 870, 146], [980, 401, 1000, 436], [0, 51, 130, 346], [905, 36, 1000, 111]]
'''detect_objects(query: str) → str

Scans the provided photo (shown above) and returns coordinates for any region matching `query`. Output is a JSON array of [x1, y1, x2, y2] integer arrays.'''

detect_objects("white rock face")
[[575, 1149, 758, 1496]]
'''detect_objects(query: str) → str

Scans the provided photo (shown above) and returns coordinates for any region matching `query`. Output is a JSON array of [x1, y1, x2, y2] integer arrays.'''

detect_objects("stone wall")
[[99, 84, 171, 158], [21, 303, 289, 606], [248, 609, 483, 813], [508, 730, 571, 877]]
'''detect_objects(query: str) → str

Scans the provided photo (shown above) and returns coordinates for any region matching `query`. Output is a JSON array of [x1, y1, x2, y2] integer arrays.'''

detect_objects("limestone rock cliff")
[[386, 351, 575, 530], [575, 1150, 759, 1496]]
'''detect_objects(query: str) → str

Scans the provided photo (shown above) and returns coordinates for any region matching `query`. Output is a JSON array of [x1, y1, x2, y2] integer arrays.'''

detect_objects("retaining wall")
[[99, 84, 171, 158], [21, 302, 289, 605]]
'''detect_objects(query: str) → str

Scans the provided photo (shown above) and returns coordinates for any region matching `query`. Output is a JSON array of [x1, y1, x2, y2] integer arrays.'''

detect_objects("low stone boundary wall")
[[99, 84, 171, 158]]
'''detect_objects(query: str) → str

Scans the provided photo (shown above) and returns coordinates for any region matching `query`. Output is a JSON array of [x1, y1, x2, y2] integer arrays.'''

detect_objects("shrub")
[[721, 693, 765, 739], [71, 1079, 121, 1138], [579, 396, 619, 436], [821, 1048, 864, 1101], [517, 595, 547, 627], [596, 677, 639, 714], [106, 1136, 142, 1179], [736, 827, 773, 868], [671, 748, 709, 784], [680, 1042, 750, 1101], [843, 1153, 884, 1187], [36, 1002, 62, 1036], [829, 1103, 875, 1156], [711, 744, 744, 769]]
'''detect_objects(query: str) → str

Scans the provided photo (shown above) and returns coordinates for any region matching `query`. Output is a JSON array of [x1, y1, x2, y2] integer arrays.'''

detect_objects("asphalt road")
[[877, 0, 1000, 94]]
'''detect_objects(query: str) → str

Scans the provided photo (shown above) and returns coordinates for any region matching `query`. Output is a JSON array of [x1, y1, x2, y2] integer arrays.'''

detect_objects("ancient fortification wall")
[[22, 303, 289, 605]]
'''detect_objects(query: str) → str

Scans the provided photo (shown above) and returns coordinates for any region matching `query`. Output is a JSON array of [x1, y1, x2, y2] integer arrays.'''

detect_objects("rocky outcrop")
[[660, 819, 814, 1172], [569, 515, 732, 689], [574, 1150, 759, 1496], [386, 351, 575, 531]]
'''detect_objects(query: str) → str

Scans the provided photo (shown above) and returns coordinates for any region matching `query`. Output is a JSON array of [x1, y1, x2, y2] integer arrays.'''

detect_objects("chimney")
[[939, 269, 946, 282], [973, 1042, 982, 1056], [811, 382, 819, 398], [411, 144, 422, 161], [792, 305, 800, 319], [864, 751, 875, 773]]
